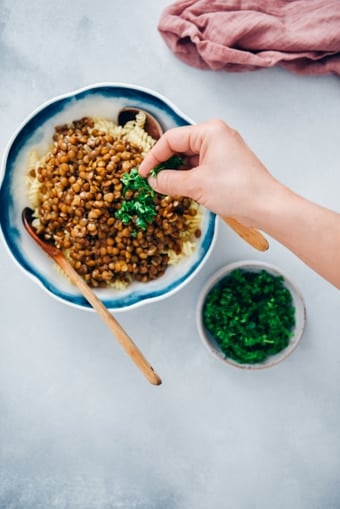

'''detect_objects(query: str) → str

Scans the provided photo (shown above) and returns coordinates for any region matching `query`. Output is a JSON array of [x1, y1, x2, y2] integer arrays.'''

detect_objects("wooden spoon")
[[22, 208, 162, 386], [220, 217, 269, 251], [118, 107, 269, 252]]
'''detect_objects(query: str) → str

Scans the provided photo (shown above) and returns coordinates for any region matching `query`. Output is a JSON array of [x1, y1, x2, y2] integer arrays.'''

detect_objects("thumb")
[[148, 169, 196, 198]]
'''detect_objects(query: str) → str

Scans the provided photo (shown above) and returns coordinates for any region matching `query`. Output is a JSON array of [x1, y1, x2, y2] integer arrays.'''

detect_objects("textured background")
[[1, 1, 340, 508]]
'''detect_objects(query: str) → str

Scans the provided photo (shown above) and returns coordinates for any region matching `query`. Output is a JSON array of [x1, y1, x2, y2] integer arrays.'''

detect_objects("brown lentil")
[[30, 116, 201, 288]]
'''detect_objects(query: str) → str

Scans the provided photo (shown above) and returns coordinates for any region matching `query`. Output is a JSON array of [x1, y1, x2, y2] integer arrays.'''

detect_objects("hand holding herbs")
[[115, 155, 184, 231], [139, 120, 340, 288], [202, 269, 296, 365]]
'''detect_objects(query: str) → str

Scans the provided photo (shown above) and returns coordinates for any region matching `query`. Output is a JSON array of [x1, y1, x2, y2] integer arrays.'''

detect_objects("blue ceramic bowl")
[[0, 83, 217, 311]]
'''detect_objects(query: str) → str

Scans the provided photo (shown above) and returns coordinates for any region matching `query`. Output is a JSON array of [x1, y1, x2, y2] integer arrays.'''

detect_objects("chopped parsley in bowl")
[[197, 261, 306, 369]]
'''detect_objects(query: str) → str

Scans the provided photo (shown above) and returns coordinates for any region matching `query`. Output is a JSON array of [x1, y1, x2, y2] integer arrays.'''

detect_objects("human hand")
[[140, 119, 340, 287], [139, 119, 279, 227]]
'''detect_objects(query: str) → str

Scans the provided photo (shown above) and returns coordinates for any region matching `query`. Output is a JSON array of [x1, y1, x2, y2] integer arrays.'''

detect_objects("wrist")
[[250, 180, 295, 234]]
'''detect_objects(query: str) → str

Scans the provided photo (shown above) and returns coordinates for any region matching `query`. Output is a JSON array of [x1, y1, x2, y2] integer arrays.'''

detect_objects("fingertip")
[[138, 164, 148, 177], [146, 175, 157, 190], [139, 153, 159, 177], [146, 168, 186, 197]]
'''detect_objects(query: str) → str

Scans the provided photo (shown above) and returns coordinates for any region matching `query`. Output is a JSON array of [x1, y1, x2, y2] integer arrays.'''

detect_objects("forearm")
[[255, 183, 340, 288]]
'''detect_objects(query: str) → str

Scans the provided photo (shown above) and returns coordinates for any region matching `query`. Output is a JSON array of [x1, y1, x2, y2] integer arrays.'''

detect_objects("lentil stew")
[[26, 116, 202, 289]]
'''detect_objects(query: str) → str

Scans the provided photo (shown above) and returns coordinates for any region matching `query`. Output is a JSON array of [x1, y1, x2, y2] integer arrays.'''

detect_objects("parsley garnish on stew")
[[115, 155, 184, 231], [202, 269, 296, 364], [115, 168, 156, 230]]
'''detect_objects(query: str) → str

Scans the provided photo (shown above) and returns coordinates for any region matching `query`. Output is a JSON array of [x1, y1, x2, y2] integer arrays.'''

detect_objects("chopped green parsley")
[[115, 155, 184, 231], [202, 269, 296, 364]]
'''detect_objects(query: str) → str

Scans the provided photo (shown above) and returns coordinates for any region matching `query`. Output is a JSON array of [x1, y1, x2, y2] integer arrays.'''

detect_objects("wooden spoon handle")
[[222, 217, 269, 252], [55, 253, 162, 386]]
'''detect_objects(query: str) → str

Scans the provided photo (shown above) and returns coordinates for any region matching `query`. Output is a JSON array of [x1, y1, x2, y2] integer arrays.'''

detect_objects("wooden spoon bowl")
[[117, 107, 163, 140]]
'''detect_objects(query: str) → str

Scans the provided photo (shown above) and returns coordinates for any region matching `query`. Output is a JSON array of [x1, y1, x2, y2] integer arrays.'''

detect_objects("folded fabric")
[[158, 0, 340, 75]]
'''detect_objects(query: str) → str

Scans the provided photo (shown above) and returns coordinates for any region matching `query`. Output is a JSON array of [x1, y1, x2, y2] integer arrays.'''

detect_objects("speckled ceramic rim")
[[197, 260, 307, 370], [0, 82, 217, 311]]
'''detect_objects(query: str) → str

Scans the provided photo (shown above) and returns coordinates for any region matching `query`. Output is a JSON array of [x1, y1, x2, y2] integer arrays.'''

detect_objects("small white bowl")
[[197, 261, 306, 369], [0, 83, 217, 311]]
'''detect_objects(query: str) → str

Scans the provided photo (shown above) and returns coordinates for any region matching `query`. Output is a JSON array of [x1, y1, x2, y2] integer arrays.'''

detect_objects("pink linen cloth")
[[158, 0, 340, 75]]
